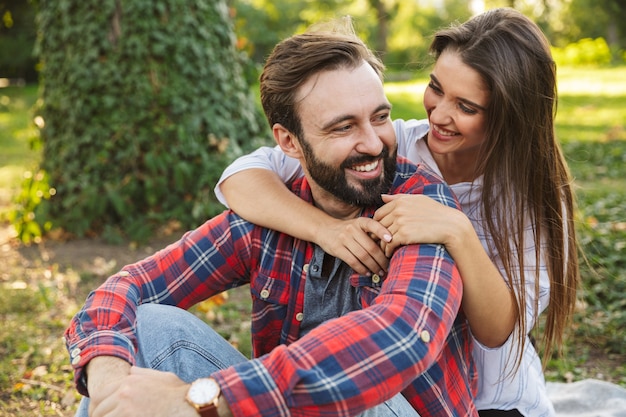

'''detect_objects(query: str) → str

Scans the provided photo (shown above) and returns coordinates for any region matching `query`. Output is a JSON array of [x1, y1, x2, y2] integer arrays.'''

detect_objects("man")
[[65, 22, 477, 417]]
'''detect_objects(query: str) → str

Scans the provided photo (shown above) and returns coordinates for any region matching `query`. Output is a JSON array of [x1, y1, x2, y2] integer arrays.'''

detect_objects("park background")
[[0, 0, 625, 415]]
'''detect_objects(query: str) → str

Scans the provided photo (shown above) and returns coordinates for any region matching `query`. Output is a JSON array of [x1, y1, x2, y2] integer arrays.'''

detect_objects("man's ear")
[[273, 123, 302, 159]]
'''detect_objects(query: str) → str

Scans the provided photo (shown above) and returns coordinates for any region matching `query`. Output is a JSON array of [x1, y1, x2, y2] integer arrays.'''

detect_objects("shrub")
[[552, 38, 612, 67], [0, 1, 38, 82], [26, 0, 268, 242]]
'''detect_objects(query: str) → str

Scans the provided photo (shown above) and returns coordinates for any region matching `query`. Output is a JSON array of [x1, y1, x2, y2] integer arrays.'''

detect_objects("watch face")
[[188, 378, 220, 405]]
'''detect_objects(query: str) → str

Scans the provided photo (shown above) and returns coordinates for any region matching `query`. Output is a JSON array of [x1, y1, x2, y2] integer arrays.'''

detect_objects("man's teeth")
[[352, 161, 379, 172]]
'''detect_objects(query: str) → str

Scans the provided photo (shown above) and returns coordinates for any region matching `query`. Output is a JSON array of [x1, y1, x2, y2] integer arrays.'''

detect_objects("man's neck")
[[311, 187, 363, 220]]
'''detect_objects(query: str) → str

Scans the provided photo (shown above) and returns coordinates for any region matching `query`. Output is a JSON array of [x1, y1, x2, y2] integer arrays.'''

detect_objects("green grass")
[[0, 85, 40, 180], [0, 85, 40, 216]]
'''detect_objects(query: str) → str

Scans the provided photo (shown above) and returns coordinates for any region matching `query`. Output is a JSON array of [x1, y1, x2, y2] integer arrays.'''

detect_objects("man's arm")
[[84, 358, 235, 417], [65, 212, 254, 396], [85, 356, 131, 415], [210, 239, 463, 417], [375, 193, 517, 347]]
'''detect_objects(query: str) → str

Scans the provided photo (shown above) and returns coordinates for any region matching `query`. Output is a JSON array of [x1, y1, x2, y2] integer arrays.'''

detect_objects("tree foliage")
[[230, 0, 473, 73], [0, 0, 38, 81], [31, 0, 267, 241], [484, 0, 626, 61], [564, 0, 626, 59]]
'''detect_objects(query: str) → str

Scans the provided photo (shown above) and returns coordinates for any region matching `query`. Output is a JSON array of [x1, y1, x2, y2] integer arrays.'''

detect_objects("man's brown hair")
[[259, 17, 384, 140]]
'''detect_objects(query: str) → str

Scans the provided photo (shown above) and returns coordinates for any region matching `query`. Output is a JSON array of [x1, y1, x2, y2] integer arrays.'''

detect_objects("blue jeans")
[[75, 304, 419, 417]]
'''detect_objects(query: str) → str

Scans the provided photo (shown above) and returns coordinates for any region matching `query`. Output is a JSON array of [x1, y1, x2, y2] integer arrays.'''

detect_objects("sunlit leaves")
[[28, 0, 268, 242]]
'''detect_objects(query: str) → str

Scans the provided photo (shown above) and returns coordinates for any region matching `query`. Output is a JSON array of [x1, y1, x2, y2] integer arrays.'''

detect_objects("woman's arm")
[[214, 145, 302, 207], [374, 194, 518, 348], [218, 154, 392, 276]]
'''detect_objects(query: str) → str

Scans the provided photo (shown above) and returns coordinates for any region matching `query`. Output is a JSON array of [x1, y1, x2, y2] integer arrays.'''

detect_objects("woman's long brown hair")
[[430, 8, 580, 372]]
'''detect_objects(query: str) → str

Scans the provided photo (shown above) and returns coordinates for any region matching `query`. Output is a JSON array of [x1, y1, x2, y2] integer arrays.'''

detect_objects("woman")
[[215, 8, 579, 416]]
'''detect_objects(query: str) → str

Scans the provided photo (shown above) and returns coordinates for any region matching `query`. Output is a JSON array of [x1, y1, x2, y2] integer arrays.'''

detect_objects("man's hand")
[[89, 366, 198, 417]]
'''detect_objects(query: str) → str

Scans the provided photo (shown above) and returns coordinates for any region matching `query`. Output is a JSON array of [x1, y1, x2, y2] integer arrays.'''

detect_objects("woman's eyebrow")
[[430, 73, 488, 111]]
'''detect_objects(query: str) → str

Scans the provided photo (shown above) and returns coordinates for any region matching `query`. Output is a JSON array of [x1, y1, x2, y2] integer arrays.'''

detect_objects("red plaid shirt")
[[65, 158, 477, 416]]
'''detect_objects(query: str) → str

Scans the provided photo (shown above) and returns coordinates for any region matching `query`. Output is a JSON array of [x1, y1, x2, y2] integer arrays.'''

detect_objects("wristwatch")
[[186, 377, 221, 417]]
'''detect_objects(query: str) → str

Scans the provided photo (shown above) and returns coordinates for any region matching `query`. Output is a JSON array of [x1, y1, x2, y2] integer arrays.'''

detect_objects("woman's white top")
[[215, 118, 555, 416]]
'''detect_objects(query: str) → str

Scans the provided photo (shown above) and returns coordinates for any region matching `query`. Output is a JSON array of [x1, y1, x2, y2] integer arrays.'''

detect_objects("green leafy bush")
[[28, 0, 268, 242], [552, 38, 613, 67], [8, 169, 53, 245], [0, 1, 38, 82]]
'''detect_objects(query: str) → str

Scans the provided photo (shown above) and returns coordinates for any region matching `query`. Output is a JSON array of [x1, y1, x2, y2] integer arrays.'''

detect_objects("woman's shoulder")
[[392, 118, 429, 163], [393, 118, 429, 140]]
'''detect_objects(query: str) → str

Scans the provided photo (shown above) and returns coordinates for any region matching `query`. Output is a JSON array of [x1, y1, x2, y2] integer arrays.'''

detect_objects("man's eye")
[[374, 113, 389, 123], [334, 124, 352, 132]]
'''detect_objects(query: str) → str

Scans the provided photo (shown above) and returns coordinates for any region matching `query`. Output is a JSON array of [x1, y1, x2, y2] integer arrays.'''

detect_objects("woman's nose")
[[428, 100, 454, 125]]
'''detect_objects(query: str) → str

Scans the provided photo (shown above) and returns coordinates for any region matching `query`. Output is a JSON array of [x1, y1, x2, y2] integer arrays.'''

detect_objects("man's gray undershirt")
[[300, 245, 361, 336]]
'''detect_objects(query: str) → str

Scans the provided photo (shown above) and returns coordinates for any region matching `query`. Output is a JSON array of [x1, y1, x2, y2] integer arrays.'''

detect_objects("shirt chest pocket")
[[250, 273, 291, 350], [353, 273, 383, 307], [251, 273, 290, 304]]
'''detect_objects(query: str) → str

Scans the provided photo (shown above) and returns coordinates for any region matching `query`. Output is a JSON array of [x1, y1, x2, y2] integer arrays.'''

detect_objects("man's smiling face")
[[294, 61, 397, 209]]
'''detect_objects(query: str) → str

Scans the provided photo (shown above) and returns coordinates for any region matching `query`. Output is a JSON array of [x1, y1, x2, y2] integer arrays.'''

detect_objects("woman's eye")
[[459, 103, 478, 115], [428, 82, 443, 94]]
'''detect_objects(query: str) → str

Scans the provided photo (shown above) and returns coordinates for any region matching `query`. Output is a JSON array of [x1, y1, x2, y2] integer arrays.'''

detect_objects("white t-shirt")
[[215, 118, 554, 416]]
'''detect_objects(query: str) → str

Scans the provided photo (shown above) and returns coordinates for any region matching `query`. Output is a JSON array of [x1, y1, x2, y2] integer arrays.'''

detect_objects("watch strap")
[[196, 402, 219, 417]]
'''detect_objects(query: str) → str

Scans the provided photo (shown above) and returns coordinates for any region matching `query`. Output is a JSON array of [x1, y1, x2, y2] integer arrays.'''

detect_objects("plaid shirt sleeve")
[[64, 211, 254, 396], [212, 162, 468, 417]]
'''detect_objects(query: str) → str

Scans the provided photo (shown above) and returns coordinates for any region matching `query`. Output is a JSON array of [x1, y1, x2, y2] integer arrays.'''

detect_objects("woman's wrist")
[[442, 209, 475, 256]]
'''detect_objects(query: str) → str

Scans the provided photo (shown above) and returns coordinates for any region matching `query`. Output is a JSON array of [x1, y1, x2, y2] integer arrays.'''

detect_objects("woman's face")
[[423, 49, 490, 159]]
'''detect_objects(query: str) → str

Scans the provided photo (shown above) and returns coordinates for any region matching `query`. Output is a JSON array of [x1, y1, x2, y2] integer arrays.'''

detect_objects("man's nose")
[[356, 124, 384, 155]]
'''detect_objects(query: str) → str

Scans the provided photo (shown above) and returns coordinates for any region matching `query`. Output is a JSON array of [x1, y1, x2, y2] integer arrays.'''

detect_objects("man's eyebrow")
[[321, 103, 392, 131], [430, 73, 487, 111]]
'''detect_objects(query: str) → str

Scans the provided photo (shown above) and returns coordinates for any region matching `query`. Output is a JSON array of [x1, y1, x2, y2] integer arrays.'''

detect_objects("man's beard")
[[299, 137, 396, 207]]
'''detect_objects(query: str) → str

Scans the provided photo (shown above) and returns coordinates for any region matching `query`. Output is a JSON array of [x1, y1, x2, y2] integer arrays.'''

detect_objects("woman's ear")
[[273, 123, 302, 159]]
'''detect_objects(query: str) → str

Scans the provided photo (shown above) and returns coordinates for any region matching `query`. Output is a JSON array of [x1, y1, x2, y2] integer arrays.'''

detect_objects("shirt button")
[[71, 347, 81, 357], [371, 274, 381, 284], [420, 330, 431, 343], [119, 271, 130, 277], [71, 355, 82, 365], [303, 264, 310, 273], [260, 289, 270, 299], [295, 312, 304, 322]]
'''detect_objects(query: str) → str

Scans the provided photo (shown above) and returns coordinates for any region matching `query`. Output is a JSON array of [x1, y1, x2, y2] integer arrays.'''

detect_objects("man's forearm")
[[86, 356, 131, 397]]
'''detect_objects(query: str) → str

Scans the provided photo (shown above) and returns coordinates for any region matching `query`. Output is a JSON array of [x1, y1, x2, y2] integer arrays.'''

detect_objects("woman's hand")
[[316, 216, 392, 277], [374, 194, 467, 257]]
